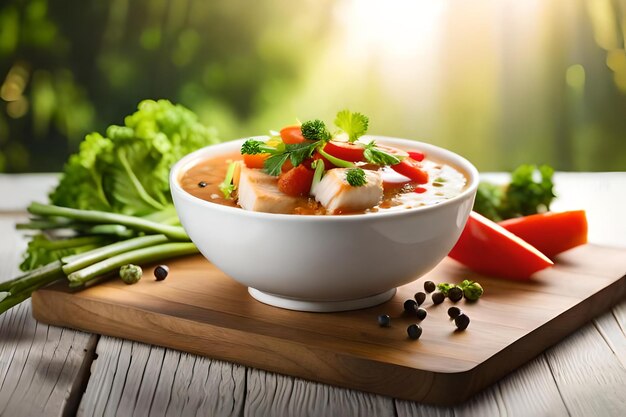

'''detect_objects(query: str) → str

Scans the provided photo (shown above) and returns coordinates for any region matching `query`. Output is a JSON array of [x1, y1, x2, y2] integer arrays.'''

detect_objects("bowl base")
[[248, 288, 397, 312]]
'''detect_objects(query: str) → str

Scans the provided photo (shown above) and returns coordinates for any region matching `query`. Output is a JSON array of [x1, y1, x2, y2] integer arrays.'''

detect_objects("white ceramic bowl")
[[170, 137, 479, 312]]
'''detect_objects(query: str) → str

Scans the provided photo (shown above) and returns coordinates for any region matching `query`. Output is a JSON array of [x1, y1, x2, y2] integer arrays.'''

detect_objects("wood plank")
[[544, 321, 626, 416], [78, 337, 246, 417], [396, 356, 569, 417], [244, 368, 395, 417], [31, 243, 626, 405], [0, 216, 97, 417]]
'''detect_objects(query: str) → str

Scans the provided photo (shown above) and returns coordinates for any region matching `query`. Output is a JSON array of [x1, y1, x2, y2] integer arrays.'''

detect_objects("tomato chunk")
[[391, 158, 429, 184], [278, 165, 315, 196], [322, 141, 365, 162], [280, 125, 305, 144], [408, 151, 425, 162], [499, 210, 588, 259], [243, 153, 268, 169], [448, 211, 553, 280]]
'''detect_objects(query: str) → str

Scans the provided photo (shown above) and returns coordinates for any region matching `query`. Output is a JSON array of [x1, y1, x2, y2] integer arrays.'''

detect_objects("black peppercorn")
[[407, 324, 423, 340], [432, 291, 445, 305], [377, 314, 391, 327], [448, 286, 463, 302], [403, 299, 418, 313], [448, 306, 462, 319], [416, 308, 427, 321], [424, 280, 436, 293], [414, 292, 426, 306], [455, 313, 470, 330], [154, 265, 169, 281], [198, 181, 207, 188]]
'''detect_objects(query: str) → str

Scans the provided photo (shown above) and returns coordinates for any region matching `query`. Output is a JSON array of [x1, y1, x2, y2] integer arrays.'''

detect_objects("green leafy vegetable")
[[334, 110, 369, 143], [346, 168, 367, 187], [301, 119, 331, 141], [264, 142, 320, 176], [50, 99, 218, 216], [362, 141, 403, 166], [1, 99, 213, 316], [473, 164, 556, 221]]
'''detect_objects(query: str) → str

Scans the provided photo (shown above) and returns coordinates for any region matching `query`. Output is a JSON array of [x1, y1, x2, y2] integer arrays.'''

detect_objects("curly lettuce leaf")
[[50, 99, 218, 216]]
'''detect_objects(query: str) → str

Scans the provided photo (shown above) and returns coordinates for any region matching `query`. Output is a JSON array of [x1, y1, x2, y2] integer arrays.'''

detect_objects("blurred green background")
[[1, 0, 625, 173]]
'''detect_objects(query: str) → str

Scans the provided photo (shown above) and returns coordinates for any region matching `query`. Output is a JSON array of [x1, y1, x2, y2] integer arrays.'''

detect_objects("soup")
[[180, 148, 468, 215]]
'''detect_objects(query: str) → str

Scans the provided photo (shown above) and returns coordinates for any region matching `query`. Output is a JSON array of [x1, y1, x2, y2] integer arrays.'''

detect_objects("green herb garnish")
[[334, 110, 369, 143], [301, 119, 331, 141], [346, 168, 367, 187], [240, 139, 279, 155], [263, 142, 320, 176], [362, 141, 403, 166], [473, 164, 555, 221]]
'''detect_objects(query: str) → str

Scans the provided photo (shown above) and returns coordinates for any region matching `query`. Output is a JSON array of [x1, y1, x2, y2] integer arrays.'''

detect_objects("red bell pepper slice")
[[498, 210, 588, 259], [391, 158, 429, 184], [322, 141, 365, 162], [448, 211, 553, 280]]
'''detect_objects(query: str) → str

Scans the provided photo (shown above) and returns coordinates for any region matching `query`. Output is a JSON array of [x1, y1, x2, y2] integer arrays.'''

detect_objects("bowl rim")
[[170, 136, 479, 222]]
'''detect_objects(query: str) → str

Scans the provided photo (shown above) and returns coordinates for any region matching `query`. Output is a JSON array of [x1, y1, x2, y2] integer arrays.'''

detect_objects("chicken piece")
[[312, 168, 383, 213], [237, 165, 301, 214]]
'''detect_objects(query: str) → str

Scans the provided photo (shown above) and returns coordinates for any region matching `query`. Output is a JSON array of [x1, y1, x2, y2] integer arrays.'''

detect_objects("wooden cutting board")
[[31, 244, 626, 405]]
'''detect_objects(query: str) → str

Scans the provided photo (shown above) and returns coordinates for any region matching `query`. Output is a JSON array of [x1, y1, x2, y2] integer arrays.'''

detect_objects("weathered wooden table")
[[0, 173, 624, 417]]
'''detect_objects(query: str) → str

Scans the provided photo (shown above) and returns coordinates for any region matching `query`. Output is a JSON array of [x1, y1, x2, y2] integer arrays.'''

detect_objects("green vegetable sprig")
[[474, 164, 556, 221]]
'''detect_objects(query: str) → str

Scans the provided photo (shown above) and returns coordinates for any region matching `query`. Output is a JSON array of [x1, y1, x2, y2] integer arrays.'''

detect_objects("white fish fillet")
[[312, 168, 383, 213], [237, 166, 300, 214]]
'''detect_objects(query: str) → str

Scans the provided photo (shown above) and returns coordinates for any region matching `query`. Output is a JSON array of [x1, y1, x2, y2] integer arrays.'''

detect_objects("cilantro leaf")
[[301, 119, 331, 141], [264, 153, 290, 176], [362, 141, 403, 166], [334, 110, 369, 142], [263, 142, 319, 176], [346, 168, 367, 187], [287, 142, 319, 167]]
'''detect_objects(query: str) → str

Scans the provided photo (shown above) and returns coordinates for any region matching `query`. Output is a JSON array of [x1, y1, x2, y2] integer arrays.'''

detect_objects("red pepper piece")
[[391, 159, 429, 184], [499, 210, 588, 259], [322, 141, 365, 162], [448, 211, 553, 280]]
